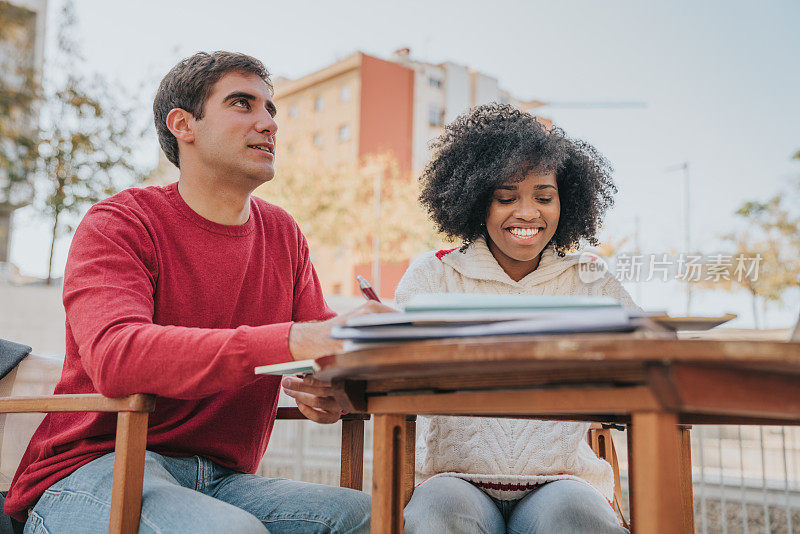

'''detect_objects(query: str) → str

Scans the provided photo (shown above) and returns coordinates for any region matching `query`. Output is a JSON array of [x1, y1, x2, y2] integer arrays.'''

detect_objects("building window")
[[338, 124, 350, 142], [340, 86, 351, 102], [313, 133, 323, 146], [428, 104, 443, 126], [429, 77, 442, 89], [314, 97, 324, 112], [289, 105, 298, 118]]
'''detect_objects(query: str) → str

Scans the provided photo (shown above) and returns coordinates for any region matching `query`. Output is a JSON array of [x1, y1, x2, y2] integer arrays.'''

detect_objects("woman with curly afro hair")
[[396, 103, 635, 534]]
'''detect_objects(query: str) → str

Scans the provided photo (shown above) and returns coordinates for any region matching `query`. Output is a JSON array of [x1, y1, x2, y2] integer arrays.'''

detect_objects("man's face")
[[191, 72, 278, 186]]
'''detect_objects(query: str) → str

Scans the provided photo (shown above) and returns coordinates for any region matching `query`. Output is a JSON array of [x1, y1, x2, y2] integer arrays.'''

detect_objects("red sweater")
[[5, 183, 334, 520]]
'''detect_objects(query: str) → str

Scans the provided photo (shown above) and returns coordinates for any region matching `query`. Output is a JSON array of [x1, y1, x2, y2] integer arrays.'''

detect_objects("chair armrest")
[[275, 406, 369, 421], [0, 393, 155, 414]]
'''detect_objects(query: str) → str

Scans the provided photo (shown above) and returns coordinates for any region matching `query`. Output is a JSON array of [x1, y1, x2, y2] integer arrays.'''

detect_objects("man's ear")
[[166, 108, 195, 144]]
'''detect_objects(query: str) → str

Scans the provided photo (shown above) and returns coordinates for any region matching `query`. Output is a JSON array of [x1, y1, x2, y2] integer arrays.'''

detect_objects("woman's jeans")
[[404, 476, 628, 534], [25, 451, 370, 533]]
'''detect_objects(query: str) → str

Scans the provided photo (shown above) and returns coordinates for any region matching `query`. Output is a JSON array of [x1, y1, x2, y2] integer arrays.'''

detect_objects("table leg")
[[372, 414, 407, 534], [403, 418, 416, 508], [678, 425, 695, 533], [630, 411, 687, 534]]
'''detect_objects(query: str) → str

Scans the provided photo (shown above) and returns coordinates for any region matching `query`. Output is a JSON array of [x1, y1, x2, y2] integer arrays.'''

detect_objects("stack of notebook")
[[256, 294, 633, 376], [331, 294, 634, 342]]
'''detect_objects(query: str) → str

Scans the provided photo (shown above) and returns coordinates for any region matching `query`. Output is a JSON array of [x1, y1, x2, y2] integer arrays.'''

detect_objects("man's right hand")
[[287, 300, 396, 361]]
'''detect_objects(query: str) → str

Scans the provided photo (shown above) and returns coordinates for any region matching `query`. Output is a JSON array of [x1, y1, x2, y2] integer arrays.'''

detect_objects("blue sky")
[[9, 0, 800, 327]]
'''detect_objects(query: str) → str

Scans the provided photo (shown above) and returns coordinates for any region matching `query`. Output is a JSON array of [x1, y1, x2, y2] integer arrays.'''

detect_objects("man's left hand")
[[281, 375, 343, 424]]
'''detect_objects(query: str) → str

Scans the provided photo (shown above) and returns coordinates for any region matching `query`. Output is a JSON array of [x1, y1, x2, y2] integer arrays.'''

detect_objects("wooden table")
[[316, 332, 800, 534]]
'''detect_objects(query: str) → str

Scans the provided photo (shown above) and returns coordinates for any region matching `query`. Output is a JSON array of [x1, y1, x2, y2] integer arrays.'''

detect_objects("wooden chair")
[[0, 352, 368, 534]]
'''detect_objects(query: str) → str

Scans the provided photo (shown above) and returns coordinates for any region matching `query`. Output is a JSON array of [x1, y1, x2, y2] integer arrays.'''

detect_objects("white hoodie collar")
[[439, 235, 581, 289]]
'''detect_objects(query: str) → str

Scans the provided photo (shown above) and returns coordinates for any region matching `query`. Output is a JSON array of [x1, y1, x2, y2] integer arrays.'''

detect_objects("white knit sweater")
[[394, 236, 638, 501]]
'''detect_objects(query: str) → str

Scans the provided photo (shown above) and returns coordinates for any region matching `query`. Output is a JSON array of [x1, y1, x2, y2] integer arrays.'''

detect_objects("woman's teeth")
[[508, 227, 540, 238]]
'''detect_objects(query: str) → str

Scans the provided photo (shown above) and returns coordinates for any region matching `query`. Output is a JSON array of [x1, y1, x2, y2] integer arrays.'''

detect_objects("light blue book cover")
[[404, 293, 621, 312]]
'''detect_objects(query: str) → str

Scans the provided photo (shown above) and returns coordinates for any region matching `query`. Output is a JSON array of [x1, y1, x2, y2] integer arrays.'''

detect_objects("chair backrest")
[[0, 354, 63, 491]]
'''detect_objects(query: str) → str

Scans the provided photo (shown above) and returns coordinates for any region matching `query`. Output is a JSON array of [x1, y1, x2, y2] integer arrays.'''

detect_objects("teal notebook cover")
[[404, 293, 620, 312]]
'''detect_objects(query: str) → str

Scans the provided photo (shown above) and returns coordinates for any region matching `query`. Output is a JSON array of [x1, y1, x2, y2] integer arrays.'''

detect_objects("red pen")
[[356, 275, 381, 302]]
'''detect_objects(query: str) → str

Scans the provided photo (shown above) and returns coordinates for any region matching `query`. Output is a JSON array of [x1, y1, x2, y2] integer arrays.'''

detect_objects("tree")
[[0, 1, 41, 262], [594, 236, 630, 259], [35, 1, 145, 284], [708, 155, 800, 327], [255, 153, 441, 265], [704, 235, 795, 328]]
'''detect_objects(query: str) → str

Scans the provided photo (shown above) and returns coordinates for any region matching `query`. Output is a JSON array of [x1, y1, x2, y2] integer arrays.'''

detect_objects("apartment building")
[[388, 48, 544, 172]]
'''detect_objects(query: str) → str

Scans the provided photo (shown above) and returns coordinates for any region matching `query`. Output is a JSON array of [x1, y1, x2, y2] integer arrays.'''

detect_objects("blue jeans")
[[404, 476, 627, 534], [25, 451, 370, 533]]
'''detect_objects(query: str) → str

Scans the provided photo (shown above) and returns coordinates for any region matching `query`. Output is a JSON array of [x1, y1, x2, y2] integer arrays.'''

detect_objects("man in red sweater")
[[5, 51, 390, 533]]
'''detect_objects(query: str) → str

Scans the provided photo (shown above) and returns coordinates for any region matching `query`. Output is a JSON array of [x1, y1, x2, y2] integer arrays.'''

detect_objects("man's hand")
[[288, 300, 396, 361], [284, 300, 395, 422], [281, 375, 343, 424]]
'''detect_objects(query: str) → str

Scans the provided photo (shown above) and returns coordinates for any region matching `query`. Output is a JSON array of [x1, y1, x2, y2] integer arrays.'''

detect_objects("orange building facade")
[[272, 53, 414, 173]]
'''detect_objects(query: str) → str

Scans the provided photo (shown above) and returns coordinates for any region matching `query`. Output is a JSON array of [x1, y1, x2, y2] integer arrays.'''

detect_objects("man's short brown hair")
[[153, 51, 272, 168]]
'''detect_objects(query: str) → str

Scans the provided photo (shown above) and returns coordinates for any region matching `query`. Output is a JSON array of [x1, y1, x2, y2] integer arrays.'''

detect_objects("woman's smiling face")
[[485, 171, 560, 282]]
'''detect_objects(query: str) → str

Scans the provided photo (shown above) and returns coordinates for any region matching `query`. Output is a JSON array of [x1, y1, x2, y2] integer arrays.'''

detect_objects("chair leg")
[[607, 433, 629, 530], [109, 411, 149, 534], [589, 426, 628, 529], [626, 423, 635, 532], [340, 418, 365, 490]]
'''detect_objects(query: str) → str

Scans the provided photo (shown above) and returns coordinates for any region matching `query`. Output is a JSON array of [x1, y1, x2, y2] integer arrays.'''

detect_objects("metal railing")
[[612, 425, 800, 533]]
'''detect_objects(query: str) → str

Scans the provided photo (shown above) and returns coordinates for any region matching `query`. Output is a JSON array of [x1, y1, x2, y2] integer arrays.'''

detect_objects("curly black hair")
[[419, 103, 617, 255]]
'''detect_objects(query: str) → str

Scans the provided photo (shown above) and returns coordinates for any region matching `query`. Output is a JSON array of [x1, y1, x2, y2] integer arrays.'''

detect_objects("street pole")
[[666, 162, 692, 315], [634, 214, 643, 303], [682, 162, 691, 316]]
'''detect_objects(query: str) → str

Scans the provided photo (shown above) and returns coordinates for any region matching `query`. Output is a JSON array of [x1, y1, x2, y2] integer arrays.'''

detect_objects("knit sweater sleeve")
[[395, 251, 445, 308], [595, 271, 641, 310]]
